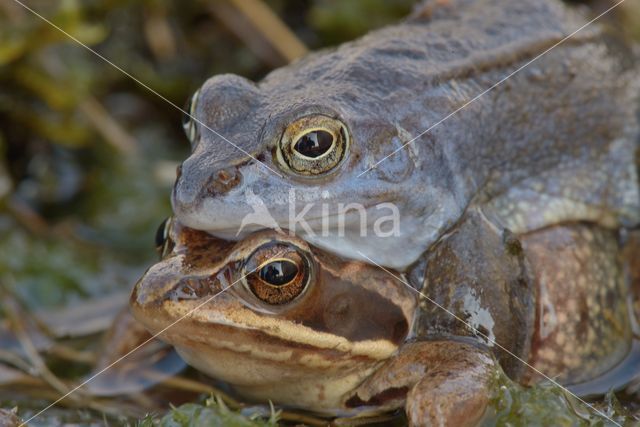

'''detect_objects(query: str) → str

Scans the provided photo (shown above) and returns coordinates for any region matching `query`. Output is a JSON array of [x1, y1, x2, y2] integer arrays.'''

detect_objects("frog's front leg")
[[348, 340, 496, 427]]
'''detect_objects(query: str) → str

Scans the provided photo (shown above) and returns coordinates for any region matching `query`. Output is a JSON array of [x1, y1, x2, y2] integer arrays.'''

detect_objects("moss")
[[137, 397, 279, 427]]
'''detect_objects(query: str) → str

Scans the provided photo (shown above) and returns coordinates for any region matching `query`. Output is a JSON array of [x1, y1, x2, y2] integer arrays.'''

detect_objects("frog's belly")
[[174, 344, 384, 415]]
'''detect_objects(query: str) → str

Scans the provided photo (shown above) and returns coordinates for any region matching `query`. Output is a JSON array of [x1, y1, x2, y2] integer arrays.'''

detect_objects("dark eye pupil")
[[259, 260, 298, 286], [293, 130, 334, 158]]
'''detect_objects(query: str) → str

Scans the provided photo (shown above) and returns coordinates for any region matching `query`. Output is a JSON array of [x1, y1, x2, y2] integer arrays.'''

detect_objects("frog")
[[130, 210, 638, 426], [171, 0, 640, 269]]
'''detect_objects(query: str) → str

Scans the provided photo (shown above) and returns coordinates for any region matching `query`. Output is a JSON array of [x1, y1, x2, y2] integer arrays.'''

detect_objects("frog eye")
[[182, 89, 200, 146], [154, 217, 174, 259], [276, 115, 349, 176], [243, 244, 312, 305]]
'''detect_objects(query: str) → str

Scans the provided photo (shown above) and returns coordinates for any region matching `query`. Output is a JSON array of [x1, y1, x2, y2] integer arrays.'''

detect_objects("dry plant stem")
[[5, 375, 152, 419], [127, 391, 157, 411], [227, 0, 308, 62], [2, 297, 77, 401], [142, 3, 177, 61], [0, 0, 25, 20], [6, 196, 49, 235], [46, 344, 96, 365], [79, 97, 138, 154], [0, 372, 43, 389], [28, 388, 146, 419], [208, 2, 285, 68], [0, 350, 34, 374]]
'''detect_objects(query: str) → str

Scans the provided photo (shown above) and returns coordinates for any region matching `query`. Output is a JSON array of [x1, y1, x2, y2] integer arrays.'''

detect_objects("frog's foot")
[[348, 340, 496, 427]]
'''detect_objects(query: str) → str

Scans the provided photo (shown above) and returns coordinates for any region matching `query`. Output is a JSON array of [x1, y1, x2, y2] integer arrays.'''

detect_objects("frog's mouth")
[[140, 295, 399, 359], [205, 208, 383, 239], [132, 297, 395, 413]]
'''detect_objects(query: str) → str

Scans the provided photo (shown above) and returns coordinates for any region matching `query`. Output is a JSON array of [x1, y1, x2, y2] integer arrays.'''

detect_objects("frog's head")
[[130, 219, 417, 413], [172, 48, 468, 269]]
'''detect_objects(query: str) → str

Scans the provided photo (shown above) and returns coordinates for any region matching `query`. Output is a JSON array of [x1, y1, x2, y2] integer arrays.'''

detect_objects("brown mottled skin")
[[172, 0, 639, 270], [520, 226, 633, 385], [131, 212, 637, 426]]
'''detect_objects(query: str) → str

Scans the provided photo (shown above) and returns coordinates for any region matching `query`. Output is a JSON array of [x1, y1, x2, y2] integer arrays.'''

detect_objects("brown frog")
[[130, 211, 639, 426]]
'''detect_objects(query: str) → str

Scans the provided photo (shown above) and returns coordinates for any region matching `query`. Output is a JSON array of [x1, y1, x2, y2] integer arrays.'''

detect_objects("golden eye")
[[244, 244, 312, 305], [277, 115, 349, 175]]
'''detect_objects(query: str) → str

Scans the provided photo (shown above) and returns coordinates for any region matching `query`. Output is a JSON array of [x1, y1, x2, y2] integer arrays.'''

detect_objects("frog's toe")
[[348, 340, 496, 426]]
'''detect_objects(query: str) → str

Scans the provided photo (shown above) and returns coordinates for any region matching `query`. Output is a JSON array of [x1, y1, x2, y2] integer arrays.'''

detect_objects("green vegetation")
[[487, 371, 633, 427], [137, 397, 279, 427]]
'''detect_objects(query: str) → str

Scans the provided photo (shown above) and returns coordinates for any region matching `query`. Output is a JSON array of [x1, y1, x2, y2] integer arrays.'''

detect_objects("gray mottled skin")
[[173, 0, 640, 268]]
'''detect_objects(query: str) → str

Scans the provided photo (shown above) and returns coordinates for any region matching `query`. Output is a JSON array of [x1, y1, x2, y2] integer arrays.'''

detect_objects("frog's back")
[[404, 0, 640, 234], [266, 0, 639, 229]]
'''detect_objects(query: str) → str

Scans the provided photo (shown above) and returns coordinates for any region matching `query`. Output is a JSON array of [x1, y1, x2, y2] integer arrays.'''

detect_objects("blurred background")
[[0, 0, 638, 425], [0, 0, 418, 310]]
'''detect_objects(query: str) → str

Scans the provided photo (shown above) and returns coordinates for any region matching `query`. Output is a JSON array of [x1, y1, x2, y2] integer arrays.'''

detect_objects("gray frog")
[[173, 0, 639, 269]]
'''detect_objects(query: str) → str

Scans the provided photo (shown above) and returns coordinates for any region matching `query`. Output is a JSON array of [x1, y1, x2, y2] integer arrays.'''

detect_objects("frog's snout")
[[206, 167, 242, 196]]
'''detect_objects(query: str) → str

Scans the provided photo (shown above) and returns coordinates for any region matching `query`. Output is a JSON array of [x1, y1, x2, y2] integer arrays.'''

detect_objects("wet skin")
[[172, 0, 640, 269], [130, 213, 638, 426]]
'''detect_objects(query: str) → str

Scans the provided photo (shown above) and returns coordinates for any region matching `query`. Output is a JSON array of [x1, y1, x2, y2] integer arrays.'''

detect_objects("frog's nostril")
[[206, 168, 242, 196]]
